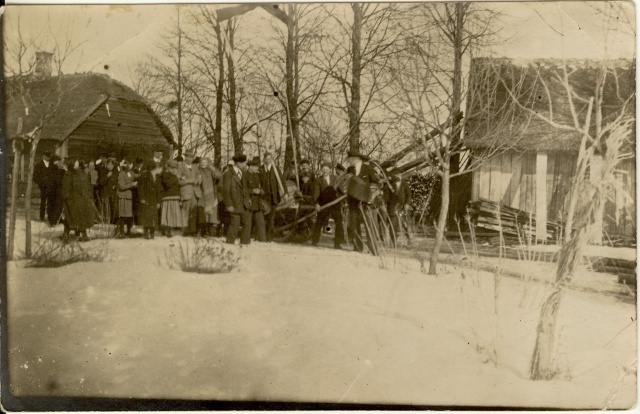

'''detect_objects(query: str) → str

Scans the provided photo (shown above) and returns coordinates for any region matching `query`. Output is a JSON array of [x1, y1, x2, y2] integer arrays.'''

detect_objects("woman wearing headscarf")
[[197, 157, 223, 237], [116, 159, 138, 238], [159, 159, 184, 237], [62, 158, 94, 242]]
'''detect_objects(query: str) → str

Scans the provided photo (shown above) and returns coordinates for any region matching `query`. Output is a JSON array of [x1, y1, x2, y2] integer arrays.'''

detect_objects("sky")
[[3, 1, 636, 87]]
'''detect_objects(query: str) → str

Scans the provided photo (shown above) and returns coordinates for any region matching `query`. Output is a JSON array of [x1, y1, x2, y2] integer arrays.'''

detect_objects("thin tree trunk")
[[349, 3, 362, 152], [214, 23, 225, 169], [24, 136, 41, 259], [176, 8, 184, 157], [429, 168, 449, 275], [529, 289, 563, 380], [284, 4, 299, 168], [8, 141, 22, 261], [226, 23, 241, 154]]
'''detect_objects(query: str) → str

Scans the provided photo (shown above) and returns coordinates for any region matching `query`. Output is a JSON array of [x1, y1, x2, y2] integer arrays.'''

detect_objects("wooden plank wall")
[[545, 152, 576, 221], [603, 158, 636, 238], [472, 151, 537, 213], [473, 150, 635, 239]]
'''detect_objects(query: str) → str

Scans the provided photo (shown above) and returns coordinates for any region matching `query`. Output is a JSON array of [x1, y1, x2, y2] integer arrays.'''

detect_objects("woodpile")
[[468, 198, 563, 241]]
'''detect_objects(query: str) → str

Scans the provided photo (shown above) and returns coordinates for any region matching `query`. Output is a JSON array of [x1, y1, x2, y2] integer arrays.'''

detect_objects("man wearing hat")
[[33, 151, 57, 224], [387, 168, 413, 246], [243, 156, 266, 242], [311, 161, 344, 249], [345, 149, 378, 254], [222, 154, 250, 244], [259, 152, 287, 242], [177, 149, 203, 236]]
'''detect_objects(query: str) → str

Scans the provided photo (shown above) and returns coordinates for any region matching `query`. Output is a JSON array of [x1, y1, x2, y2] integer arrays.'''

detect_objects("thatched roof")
[[5, 73, 175, 147], [464, 58, 635, 152]]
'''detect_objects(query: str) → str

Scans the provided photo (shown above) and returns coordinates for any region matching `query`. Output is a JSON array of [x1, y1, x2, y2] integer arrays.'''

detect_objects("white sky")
[[3, 1, 636, 86]]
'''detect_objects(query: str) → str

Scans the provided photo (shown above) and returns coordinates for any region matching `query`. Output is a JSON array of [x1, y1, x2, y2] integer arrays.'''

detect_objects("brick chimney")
[[34, 51, 53, 78]]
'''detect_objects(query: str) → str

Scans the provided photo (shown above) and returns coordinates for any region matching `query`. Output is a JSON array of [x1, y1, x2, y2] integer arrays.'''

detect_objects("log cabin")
[[464, 57, 635, 244], [5, 52, 175, 178]]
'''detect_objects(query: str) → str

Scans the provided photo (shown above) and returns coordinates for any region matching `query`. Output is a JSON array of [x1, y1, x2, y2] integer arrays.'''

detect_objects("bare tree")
[[317, 3, 401, 154], [383, 3, 504, 275], [492, 59, 635, 380], [4, 11, 87, 259], [255, 4, 334, 170]]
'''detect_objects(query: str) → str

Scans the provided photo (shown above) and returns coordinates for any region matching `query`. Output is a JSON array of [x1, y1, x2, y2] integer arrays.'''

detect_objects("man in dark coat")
[[243, 157, 266, 243], [387, 168, 413, 246], [259, 152, 287, 241], [311, 162, 344, 249], [138, 162, 163, 239], [345, 150, 379, 254], [33, 151, 56, 224], [222, 154, 249, 244], [49, 155, 66, 226], [98, 158, 119, 224]]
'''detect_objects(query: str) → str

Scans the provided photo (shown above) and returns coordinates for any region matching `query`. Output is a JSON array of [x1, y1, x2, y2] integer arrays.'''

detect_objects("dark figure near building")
[[345, 150, 379, 255], [217, 161, 234, 238], [49, 155, 66, 226], [311, 162, 344, 249], [62, 158, 94, 242], [259, 152, 287, 242], [138, 162, 163, 239], [33, 152, 57, 225], [98, 158, 119, 224], [243, 157, 267, 243], [387, 168, 413, 246], [222, 154, 249, 245]]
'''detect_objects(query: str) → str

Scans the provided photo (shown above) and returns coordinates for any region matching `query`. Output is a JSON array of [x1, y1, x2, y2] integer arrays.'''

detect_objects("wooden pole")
[[535, 151, 548, 241], [24, 134, 41, 258], [283, 96, 299, 185], [8, 139, 23, 261]]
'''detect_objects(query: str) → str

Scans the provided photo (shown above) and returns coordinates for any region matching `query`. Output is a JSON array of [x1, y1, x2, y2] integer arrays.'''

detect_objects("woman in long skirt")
[[116, 159, 138, 238], [160, 160, 184, 237], [197, 157, 223, 236]]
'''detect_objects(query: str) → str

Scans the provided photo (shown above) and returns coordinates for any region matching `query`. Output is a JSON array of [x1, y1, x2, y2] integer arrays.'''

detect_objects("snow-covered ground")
[[6, 220, 638, 408]]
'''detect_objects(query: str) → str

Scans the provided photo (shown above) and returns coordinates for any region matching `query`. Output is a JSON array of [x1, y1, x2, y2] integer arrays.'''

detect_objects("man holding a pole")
[[259, 152, 287, 242]]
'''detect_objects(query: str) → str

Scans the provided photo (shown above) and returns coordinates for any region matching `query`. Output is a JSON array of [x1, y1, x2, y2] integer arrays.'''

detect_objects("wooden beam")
[[535, 151, 548, 241], [589, 155, 604, 245]]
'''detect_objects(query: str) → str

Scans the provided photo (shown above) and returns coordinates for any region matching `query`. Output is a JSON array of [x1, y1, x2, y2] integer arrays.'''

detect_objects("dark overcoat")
[[243, 171, 263, 212], [222, 167, 245, 213], [34, 160, 55, 190], [62, 170, 95, 231], [259, 165, 287, 206], [138, 171, 163, 227]]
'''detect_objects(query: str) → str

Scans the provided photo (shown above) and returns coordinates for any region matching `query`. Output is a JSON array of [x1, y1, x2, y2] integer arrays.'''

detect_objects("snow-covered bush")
[[27, 233, 108, 268], [165, 238, 240, 274]]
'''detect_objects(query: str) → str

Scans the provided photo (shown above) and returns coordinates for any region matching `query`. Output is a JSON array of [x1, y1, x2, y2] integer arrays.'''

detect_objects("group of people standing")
[[33, 147, 412, 253]]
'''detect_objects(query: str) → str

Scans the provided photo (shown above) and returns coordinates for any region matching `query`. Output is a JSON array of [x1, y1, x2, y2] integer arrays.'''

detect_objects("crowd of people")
[[33, 148, 413, 253]]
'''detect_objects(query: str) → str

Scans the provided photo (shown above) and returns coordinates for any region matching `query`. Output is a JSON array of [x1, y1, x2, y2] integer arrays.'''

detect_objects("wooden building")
[[465, 58, 635, 243], [6, 54, 175, 171]]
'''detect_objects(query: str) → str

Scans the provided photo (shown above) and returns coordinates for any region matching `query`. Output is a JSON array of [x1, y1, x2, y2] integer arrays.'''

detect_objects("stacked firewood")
[[468, 198, 563, 241]]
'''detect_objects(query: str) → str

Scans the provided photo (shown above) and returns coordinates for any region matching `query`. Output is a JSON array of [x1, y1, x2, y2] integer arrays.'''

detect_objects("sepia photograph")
[[1, 1, 637, 411]]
